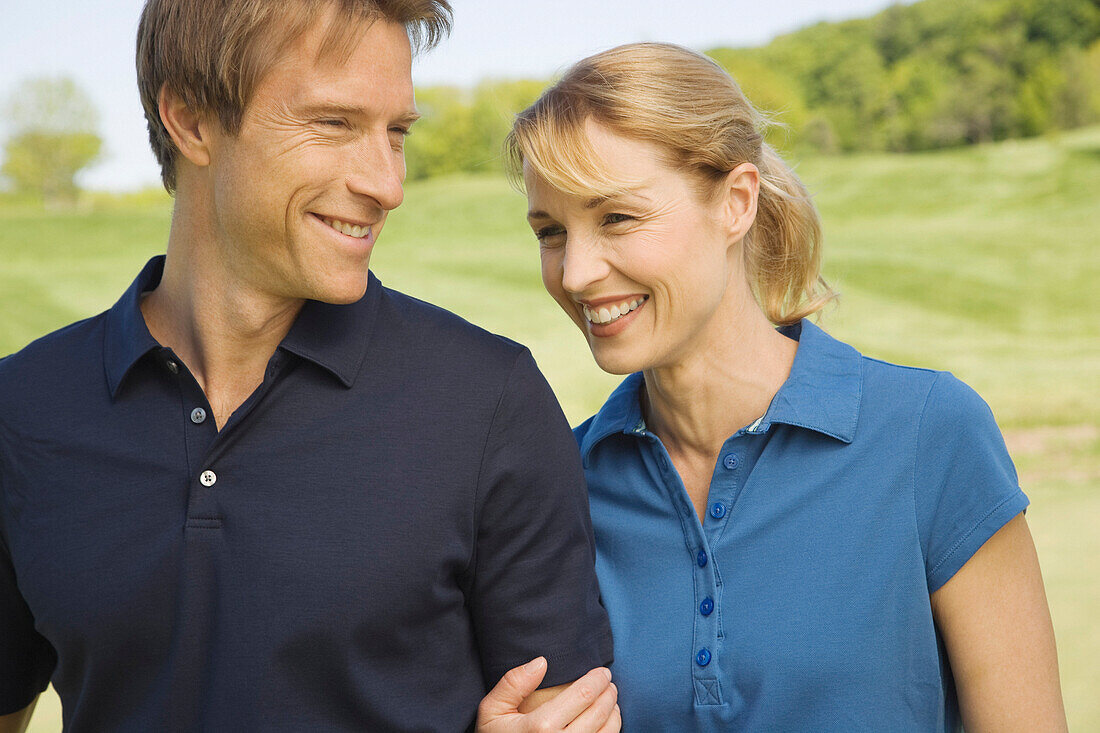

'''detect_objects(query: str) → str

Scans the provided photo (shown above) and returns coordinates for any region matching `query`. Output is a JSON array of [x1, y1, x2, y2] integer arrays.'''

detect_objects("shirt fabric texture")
[[0, 255, 613, 731], [576, 319, 1028, 732]]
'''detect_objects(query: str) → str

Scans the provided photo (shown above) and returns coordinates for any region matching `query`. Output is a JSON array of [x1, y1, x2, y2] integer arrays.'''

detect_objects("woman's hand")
[[931, 513, 1067, 731], [476, 657, 621, 732]]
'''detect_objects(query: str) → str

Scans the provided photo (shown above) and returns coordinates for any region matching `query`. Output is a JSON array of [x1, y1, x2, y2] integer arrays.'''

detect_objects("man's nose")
[[345, 134, 405, 212]]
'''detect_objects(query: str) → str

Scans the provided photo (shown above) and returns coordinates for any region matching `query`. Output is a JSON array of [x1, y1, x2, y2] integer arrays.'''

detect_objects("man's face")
[[204, 10, 418, 304]]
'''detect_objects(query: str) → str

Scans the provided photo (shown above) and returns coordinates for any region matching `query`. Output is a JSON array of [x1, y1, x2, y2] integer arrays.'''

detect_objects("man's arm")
[[467, 349, 613, 688], [477, 658, 620, 733], [0, 697, 37, 733]]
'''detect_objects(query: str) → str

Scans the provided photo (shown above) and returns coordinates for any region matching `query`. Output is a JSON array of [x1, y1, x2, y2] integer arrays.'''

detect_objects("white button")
[[166, 360, 179, 374], [190, 408, 207, 424], [199, 470, 217, 487]]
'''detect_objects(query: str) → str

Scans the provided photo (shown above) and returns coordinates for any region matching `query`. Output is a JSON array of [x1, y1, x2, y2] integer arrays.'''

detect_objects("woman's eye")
[[534, 226, 565, 245], [603, 212, 633, 225]]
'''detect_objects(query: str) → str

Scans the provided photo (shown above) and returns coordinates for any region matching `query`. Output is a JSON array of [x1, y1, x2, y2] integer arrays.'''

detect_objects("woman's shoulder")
[[858, 352, 997, 430]]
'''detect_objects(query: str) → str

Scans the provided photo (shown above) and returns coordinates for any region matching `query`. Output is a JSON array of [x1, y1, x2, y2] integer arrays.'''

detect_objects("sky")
[[1, 1, 909, 191]]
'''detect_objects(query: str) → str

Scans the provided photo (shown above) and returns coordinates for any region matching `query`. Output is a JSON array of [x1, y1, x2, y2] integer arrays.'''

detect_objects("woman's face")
[[524, 122, 757, 375]]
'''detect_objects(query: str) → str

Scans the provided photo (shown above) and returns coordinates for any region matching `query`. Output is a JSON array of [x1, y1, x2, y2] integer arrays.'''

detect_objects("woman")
[[492, 43, 1067, 730]]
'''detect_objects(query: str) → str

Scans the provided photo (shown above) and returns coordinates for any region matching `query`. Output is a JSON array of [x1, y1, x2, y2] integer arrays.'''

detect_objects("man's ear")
[[158, 84, 212, 168], [721, 162, 760, 244]]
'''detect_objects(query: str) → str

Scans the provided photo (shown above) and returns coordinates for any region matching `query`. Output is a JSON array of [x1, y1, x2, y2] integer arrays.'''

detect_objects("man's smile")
[[315, 213, 373, 239]]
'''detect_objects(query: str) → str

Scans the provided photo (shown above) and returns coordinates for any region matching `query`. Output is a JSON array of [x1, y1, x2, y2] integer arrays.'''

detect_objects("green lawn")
[[4, 128, 1098, 730]]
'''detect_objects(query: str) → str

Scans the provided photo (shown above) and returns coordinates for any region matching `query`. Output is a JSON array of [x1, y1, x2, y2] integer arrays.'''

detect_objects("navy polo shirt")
[[0, 256, 612, 731], [577, 320, 1028, 731]]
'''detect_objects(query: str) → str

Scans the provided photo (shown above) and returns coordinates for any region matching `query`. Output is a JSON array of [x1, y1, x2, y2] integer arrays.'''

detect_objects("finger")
[[532, 667, 613, 728], [595, 704, 622, 733], [477, 657, 548, 719], [564, 682, 618, 732]]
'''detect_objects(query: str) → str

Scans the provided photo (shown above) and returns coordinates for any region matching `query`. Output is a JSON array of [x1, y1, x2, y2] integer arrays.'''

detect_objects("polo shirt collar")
[[103, 255, 168, 397], [278, 271, 381, 389], [760, 319, 862, 443], [578, 372, 646, 465], [578, 319, 863, 463], [104, 255, 380, 395]]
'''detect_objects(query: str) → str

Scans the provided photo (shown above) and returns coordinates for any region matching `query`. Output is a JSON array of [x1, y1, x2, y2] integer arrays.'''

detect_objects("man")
[[0, 1, 617, 730]]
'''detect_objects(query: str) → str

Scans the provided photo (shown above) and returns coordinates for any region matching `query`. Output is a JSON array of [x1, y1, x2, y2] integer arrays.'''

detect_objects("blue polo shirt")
[[0, 256, 612, 731], [577, 320, 1028, 731]]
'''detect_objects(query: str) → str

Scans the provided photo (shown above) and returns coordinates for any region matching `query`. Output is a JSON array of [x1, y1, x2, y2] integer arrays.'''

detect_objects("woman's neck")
[[642, 297, 798, 460]]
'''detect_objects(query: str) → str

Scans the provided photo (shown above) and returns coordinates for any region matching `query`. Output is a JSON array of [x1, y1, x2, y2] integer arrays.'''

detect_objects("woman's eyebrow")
[[585, 191, 652, 209]]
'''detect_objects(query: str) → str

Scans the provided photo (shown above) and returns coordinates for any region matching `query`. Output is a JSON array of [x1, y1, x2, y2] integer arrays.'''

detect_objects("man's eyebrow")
[[297, 102, 421, 125]]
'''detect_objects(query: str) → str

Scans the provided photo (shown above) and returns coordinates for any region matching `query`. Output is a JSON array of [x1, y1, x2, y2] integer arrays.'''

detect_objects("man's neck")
[[140, 203, 304, 429]]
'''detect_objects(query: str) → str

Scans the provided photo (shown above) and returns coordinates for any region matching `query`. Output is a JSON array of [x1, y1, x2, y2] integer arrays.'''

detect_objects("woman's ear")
[[158, 84, 212, 169], [720, 162, 760, 243]]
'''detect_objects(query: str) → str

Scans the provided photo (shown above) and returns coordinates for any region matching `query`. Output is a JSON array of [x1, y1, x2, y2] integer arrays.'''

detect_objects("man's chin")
[[304, 269, 372, 305]]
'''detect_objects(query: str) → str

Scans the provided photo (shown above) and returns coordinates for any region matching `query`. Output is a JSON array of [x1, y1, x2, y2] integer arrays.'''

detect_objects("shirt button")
[[700, 597, 714, 616], [199, 470, 217, 487], [722, 453, 740, 470], [696, 648, 711, 667], [166, 360, 179, 374], [697, 549, 708, 567], [190, 407, 207, 424], [709, 503, 727, 519]]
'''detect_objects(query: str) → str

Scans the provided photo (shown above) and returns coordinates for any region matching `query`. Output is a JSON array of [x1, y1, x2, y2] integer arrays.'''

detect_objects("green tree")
[[2, 77, 103, 206]]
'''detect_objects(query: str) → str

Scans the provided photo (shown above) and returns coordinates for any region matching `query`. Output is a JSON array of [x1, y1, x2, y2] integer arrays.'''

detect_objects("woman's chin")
[[589, 345, 644, 376]]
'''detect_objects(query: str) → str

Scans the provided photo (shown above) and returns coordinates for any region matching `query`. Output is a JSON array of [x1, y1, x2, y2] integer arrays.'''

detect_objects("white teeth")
[[323, 217, 371, 239], [582, 297, 646, 325]]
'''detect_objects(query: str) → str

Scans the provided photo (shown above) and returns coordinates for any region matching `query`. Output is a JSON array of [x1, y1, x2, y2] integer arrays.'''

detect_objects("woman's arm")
[[930, 512, 1067, 732], [0, 697, 37, 733]]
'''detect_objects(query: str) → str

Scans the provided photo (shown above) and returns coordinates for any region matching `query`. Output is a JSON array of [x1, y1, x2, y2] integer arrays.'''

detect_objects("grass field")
[[3, 128, 1098, 730]]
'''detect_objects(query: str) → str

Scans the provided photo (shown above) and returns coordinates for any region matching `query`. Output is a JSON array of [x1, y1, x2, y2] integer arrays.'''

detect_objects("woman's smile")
[[582, 295, 648, 336]]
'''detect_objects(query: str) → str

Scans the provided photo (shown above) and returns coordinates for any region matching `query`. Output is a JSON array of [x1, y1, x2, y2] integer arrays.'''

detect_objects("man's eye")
[[389, 126, 411, 137], [604, 213, 633, 225], [317, 119, 347, 128]]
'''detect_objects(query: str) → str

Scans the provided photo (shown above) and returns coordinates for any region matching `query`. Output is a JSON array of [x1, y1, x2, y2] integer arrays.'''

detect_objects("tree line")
[[710, 0, 1100, 153], [405, 0, 1100, 176], [4, 0, 1099, 202]]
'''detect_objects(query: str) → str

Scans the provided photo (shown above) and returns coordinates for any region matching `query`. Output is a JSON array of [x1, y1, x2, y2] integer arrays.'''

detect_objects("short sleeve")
[[468, 348, 613, 688], [0, 454, 56, 714], [914, 372, 1030, 593]]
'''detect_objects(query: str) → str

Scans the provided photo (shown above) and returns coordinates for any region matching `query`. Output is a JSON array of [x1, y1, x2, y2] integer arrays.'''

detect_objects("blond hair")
[[137, 0, 452, 193], [504, 42, 835, 325]]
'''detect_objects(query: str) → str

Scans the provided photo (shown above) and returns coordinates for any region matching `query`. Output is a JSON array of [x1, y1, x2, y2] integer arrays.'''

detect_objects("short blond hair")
[[505, 42, 835, 325], [137, 0, 452, 193]]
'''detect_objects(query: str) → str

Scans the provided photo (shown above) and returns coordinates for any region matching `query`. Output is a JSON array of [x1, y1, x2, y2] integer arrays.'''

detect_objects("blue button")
[[697, 549, 708, 567], [696, 648, 711, 667], [709, 503, 726, 519], [700, 597, 714, 616], [722, 453, 740, 470]]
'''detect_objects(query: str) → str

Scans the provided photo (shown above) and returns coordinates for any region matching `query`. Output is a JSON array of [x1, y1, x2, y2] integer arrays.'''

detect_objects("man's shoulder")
[[0, 312, 108, 410], [376, 284, 527, 369]]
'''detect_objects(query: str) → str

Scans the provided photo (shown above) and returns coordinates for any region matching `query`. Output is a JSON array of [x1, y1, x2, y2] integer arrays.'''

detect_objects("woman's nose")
[[560, 237, 612, 295]]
